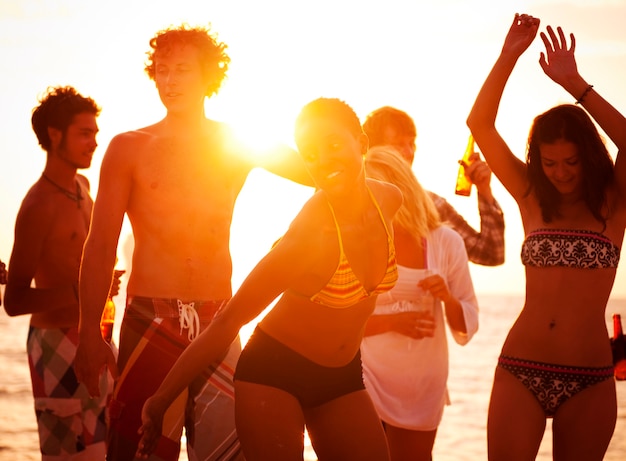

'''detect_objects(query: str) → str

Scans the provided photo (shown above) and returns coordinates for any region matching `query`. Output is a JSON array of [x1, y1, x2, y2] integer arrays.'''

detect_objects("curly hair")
[[295, 98, 364, 140], [31, 86, 101, 152], [365, 145, 441, 238], [362, 106, 417, 147], [144, 24, 230, 98], [526, 104, 614, 224]]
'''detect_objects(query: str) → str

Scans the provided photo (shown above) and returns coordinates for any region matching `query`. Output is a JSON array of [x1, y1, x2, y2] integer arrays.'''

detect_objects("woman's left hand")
[[539, 25, 580, 88], [418, 273, 452, 304], [136, 395, 166, 459]]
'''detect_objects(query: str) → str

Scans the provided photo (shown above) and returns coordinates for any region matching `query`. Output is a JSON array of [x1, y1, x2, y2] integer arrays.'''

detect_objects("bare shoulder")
[[281, 192, 330, 243], [99, 124, 168, 179], [271, 192, 330, 265], [285, 192, 327, 233], [366, 178, 402, 215], [113, 119, 251, 173], [107, 125, 158, 152], [15, 180, 58, 228], [76, 173, 90, 191]]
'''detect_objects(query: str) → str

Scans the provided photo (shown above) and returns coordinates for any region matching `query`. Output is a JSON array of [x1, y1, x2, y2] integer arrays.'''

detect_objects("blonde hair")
[[365, 146, 440, 238]]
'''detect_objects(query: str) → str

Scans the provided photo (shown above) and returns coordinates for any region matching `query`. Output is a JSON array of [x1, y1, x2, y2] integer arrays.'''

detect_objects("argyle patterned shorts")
[[27, 326, 112, 458]]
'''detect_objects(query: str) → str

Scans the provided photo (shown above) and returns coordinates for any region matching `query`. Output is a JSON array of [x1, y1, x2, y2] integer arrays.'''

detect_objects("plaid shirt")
[[428, 191, 505, 266]]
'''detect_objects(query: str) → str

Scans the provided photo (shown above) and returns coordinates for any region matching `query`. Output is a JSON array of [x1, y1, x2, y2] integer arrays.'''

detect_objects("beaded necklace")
[[41, 174, 83, 208]]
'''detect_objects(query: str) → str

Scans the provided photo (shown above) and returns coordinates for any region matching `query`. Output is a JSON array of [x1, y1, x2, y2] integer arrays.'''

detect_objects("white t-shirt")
[[361, 225, 479, 430]]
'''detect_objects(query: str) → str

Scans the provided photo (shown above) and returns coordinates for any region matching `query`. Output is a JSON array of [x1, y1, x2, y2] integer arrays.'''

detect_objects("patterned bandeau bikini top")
[[521, 228, 621, 269]]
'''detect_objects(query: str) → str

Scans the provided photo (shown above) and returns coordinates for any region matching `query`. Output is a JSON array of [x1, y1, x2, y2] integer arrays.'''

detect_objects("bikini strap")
[[324, 186, 388, 254], [323, 199, 345, 254], [367, 185, 392, 240]]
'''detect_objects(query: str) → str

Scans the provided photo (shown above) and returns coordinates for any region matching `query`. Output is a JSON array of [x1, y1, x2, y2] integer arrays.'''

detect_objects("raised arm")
[[430, 191, 505, 266], [467, 13, 541, 201], [538, 25, 626, 196]]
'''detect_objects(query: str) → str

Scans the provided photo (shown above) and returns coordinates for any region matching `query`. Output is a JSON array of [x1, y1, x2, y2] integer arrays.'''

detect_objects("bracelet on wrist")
[[575, 85, 593, 105]]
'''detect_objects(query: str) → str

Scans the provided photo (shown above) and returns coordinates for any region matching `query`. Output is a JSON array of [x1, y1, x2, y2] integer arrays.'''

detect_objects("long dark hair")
[[526, 104, 614, 224]]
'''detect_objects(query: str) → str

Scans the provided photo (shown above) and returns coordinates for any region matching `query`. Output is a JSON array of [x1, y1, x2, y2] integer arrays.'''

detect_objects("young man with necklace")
[[4, 85, 121, 459], [74, 24, 312, 461]]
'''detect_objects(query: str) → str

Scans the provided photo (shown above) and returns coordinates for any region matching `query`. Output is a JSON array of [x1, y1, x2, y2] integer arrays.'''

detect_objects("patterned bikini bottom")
[[497, 355, 614, 417]]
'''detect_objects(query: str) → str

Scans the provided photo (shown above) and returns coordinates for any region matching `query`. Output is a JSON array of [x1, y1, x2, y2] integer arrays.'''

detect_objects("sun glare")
[[220, 113, 301, 185], [214, 87, 298, 163], [228, 121, 290, 162]]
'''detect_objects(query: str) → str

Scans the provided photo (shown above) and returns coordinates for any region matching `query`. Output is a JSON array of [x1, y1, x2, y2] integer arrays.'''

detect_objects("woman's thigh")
[[304, 390, 390, 461], [488, 367, 546, 461], [552, 377, 616, 461], [235, 381, 306, 461], [384, 424, 437, 461]]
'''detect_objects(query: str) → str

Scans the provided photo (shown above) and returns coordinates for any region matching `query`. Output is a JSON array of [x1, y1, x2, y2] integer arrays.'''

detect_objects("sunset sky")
[[1, 0, 625, 299]]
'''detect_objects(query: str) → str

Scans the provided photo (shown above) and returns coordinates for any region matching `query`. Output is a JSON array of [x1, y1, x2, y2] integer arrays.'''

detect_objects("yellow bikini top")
[[310, 187, 398, 308]]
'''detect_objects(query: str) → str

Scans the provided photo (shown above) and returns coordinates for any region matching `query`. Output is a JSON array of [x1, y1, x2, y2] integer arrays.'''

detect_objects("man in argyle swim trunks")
[[4, 85, 122, 460]]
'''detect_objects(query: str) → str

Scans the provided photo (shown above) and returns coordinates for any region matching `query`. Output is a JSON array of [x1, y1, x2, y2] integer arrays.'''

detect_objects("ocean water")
[[1, 293, 625, 461]]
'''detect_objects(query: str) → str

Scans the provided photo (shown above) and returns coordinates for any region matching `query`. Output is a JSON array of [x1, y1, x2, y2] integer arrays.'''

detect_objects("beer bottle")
[[100, 296, 115, 343], [455, 134, 475, 196], [611, 313, 626, 380]]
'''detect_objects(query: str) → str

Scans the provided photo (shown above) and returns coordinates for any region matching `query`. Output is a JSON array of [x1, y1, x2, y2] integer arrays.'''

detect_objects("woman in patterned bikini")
[[467, 14, 626, 460], [135, 97, 402, 461]]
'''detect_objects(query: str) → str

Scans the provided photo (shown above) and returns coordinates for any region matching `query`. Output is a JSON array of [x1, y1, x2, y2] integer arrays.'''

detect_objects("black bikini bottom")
[[234, 326, 365, 408]]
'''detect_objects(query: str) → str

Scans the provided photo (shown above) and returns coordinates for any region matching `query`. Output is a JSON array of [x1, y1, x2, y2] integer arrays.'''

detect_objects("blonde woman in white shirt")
[[362, 146, 479, 461]]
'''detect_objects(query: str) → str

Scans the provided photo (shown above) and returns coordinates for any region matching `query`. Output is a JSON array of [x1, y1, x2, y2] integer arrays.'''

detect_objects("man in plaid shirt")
[[363, 106, 505, 266]]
